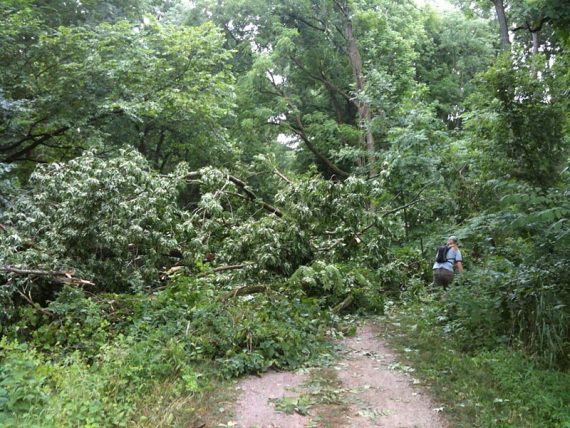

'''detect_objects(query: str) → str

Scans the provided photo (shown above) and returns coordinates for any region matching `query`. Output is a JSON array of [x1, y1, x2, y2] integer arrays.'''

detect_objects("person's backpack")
[[435, 245, 450, 263]]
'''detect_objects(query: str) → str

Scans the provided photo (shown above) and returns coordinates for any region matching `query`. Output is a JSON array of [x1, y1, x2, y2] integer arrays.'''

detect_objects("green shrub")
[[377, 246, 429, 295], [386, 300, 570, 427], [443, 255, 570, 366]]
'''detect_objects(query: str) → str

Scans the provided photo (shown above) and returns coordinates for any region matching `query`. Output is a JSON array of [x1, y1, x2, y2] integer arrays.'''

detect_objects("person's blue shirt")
[[433, 247, 462, 272]]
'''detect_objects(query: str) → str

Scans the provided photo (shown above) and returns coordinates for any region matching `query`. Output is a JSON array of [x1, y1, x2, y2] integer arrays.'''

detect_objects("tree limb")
[[1, 126, 70, 162], [16, 289, 54, 317], [511, 16, 550, 33], [380, 197, 423, 218], [1, 266, 95, 286], [273, 168, 294, 185], [198, 263, 253, 277], [264, 74, 351, 179], [289, 55, 352, 103], [186, 171, 284, 217], [284, 11, 327, 32], [289, 116, 350, 178], [1, 108, 125, 163]]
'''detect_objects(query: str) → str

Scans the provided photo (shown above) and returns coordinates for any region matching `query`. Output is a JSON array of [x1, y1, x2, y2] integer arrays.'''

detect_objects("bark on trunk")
[[531, 31, 539, 54], [338, 1, 376, 178], [491, 0, 510, 49]]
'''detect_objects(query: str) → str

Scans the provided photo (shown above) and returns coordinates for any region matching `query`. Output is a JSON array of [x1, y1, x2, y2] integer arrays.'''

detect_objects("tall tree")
[[491, 0, 511, 48], [335, 0, 375, 176], [192, 0, 423, 179], [0, 4, 236, 171], [416, 9, 496, 127]]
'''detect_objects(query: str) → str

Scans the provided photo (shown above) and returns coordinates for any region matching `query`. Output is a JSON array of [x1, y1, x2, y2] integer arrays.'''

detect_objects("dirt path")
[[230, 321, 447, 428]]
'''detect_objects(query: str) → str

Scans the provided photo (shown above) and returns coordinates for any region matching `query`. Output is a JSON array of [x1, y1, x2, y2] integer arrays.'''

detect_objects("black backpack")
[[435, 245, 450, 263]]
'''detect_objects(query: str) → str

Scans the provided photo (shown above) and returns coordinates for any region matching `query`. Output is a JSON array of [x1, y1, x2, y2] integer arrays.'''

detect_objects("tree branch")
[[273, 168, 294, 185], [198, 263, 253, 277], [289, 116, 350, 178], [1, 108, 125, 163], [16, 289, 54, 317], [1, 266, 95, 286], [1, 126, 70, 162], [380, 197, 423, 218], [264, 74, 351, 179], [283, 12, 327, 32], [511, 16, 550, 33], [289, 55, 352, 103], [186, 171, 284, 217]]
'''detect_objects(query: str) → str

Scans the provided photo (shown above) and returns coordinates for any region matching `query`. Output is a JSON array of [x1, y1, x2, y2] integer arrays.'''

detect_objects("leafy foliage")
[[1, 150, 187, 298], [385, 300, 570, 427], [465, 54, 567, 187], [0, 6, 236, 170]]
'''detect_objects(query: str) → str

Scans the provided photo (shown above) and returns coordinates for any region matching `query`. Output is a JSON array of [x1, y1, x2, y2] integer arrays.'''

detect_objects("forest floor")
[[219, 321, 447, 428]]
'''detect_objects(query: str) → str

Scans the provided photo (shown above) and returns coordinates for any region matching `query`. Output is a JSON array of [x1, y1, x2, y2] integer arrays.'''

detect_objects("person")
[[432, 235, 463, 288]]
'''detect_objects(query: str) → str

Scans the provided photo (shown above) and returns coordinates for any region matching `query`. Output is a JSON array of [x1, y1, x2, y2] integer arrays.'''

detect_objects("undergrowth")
[[382, 293, 570, 428], [0, 277, 337, 427]]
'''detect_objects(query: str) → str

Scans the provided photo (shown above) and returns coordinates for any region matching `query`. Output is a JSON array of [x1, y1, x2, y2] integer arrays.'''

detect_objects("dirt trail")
[[231, 321, 447, 428]]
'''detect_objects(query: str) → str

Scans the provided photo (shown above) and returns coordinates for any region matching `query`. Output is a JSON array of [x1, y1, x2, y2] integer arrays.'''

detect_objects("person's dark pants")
[[433, 268, 454, 289]]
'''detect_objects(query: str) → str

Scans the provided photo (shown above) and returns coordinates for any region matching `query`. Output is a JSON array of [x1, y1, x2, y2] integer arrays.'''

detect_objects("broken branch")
[[333, 295, 354, 313], [198, 263, 253, 277], [1, 266, 95, 286], [16, 289, 53, 316]]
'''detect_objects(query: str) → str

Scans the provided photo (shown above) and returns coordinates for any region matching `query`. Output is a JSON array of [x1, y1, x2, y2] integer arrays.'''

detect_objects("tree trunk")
[[338, 1, 376, 178], [531, 31, 539, 54], [491, 0, 510, 49]]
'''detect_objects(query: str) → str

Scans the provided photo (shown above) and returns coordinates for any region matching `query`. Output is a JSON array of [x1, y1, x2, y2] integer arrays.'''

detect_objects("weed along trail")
[[229, 321, 447, 428]]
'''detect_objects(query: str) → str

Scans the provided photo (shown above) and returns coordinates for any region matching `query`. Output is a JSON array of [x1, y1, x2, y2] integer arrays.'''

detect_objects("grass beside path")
[[378, 297, 570, 428]]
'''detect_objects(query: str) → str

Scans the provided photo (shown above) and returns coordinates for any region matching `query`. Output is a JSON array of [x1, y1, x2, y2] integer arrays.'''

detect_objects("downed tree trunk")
[[1, 266, 95, 286], [219, 284, 268, 302], [333, 295, 354, 314]]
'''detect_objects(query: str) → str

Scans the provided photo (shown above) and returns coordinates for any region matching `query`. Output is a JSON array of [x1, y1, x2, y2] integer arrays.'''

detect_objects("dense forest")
[[1, 0, 569, 426]]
